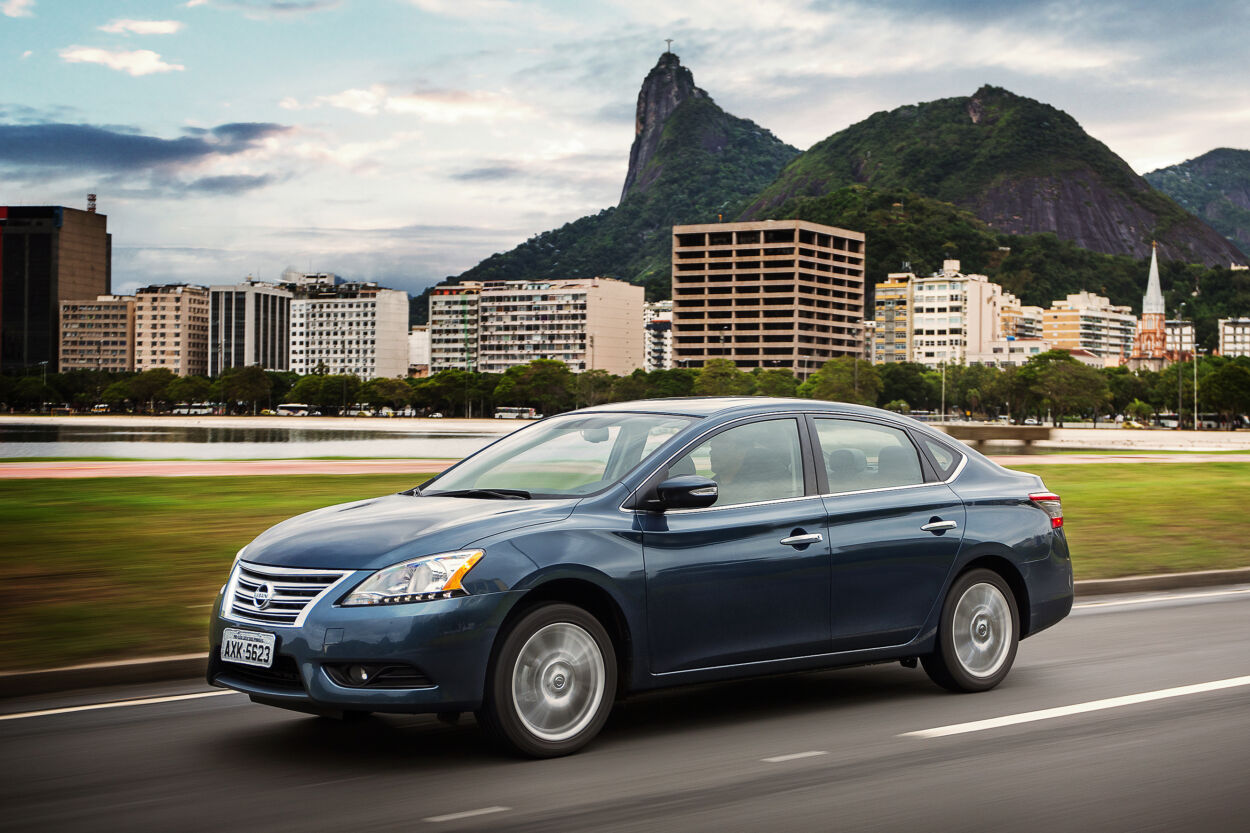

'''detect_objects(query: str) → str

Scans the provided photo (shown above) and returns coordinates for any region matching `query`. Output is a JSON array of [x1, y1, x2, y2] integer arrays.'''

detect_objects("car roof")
[[577, 397, 902, 421]]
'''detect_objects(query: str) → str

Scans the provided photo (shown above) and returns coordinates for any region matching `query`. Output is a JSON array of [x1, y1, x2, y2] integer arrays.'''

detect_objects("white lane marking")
[[902, 675, 1250, 739], [762, 750, 828, 763], [1075, 588, 1250, 609], [0, 690, 239, 722], [424, 807, 511, 823]]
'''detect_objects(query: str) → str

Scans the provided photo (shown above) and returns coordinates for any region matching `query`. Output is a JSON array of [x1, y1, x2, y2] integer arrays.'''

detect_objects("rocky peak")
[[620, 52, 707, 203]]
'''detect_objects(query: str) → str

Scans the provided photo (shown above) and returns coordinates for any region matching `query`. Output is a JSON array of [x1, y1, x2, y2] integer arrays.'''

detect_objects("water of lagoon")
[[0, 423, 499, 460]]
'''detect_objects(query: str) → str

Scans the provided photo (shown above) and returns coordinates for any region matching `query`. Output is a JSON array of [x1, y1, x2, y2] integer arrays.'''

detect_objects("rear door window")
[[813, 418, 925, 493]]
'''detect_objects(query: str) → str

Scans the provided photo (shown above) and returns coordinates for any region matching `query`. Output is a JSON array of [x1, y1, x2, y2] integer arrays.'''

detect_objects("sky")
[[2, 0, 1247, 298]]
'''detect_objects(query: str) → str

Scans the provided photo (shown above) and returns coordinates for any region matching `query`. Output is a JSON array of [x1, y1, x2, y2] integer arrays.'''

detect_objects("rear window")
[[921, 436, 962, 479]]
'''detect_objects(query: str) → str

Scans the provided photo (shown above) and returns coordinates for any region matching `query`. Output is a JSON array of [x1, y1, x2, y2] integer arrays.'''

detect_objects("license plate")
[[221, 628, 276, 668]]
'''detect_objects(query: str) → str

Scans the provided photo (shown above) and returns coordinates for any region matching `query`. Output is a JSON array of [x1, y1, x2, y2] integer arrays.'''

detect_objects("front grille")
[[226, 561, 352, 627], [217, 654, 304, 692]]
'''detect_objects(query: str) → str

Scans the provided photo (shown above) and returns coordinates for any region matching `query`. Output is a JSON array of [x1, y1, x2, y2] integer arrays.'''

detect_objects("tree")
[[693, 359, 754, 396], [1125, 398, 1154, 423], [1022, 351, 1109, 427], [129, 368, 177, 412], [493, 360, 575, 416], [320, 374, 362, 414], [101, 380, 132, 408], [1204, 363, 1250, 428], [751, 368, 798, 397], [286, 375, 325, 406], [165, 375, 211, 405], [647, 368, 697, 398], [360, 378, 412, 411], [612, 369, 651, 402], [798, 356, 881, 405], [878, 362, 935, 410], [574, 369, 615, 408], [219, 366, 273, 414]]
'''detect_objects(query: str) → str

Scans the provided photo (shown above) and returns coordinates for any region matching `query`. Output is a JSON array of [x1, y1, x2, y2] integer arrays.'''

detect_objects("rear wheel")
[[478, 603, 616, 757], [923, 568, 1019, 693]]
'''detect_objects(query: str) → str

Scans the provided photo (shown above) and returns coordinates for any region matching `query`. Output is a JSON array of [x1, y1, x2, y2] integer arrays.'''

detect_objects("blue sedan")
[[207, 398, 1072, 756]]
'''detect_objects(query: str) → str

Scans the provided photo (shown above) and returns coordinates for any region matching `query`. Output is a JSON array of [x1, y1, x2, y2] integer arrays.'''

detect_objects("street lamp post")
[[1194, 347, 1200, 431], [1176, 303, 1185, 430]]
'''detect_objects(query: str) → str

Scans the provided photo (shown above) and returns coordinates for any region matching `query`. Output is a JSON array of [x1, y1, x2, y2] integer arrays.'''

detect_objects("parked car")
[[207, 398, 1073, 757]]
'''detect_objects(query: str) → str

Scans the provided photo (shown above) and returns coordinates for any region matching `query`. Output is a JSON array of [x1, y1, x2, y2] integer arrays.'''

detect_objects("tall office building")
[[1218, 318, 1250, 358], [58, 295, 135, 372], [906, 262, 1008, 368], [428, 282, 482, 372], [476, 277, 644, 374], [134, 284, 211, 376], [672, 220, 866, 377], [1, 205, 111, 372], [208, 282, 292, 375], [289, 281, 408, 379]]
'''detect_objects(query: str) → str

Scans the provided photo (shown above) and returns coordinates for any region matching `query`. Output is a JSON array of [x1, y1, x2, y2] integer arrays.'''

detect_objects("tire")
[[478, 603, 617, 758], [923, 568, 1019, 693]]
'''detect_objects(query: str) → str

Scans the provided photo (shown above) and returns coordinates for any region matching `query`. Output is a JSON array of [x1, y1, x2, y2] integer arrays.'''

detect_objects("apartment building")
[[58, 294, 135, 372], [289, 281, 408, 379], [134, 284, 210, 376], [1042, 292, 1136, 359], [1165, 320, 1196, 356], [909, 262, 1006, 368], [1218, 318, 1250, 358], [428, 282, 482, 372], [208, 281, 292, 375], [999, 293, 1044, 340], [872, 272, 914, 363], [408, 325, 431, 377], [476, 277, 644, 375], [672, 220, 866, 377], [644, 300, 673, 372], [1, 205, 111, 372], [967, 338, 1053, 367]]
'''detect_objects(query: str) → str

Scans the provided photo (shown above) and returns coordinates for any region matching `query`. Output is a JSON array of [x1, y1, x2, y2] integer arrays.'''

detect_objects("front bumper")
[[207, 577, 524, 714]]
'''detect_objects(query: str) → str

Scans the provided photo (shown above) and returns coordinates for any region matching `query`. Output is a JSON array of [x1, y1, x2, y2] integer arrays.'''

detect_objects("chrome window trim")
[[222, 560, 357, 629], [663, 493, 825, 515]]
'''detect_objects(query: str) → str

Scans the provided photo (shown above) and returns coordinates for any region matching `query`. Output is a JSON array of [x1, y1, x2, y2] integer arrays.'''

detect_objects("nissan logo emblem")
[[253, 582, 274, 610]]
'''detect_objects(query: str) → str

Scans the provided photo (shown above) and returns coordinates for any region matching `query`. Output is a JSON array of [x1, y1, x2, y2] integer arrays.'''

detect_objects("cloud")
[[184, 0, 340, 17], [304, 83, 535, 121], [0, 121, 292, 172], [20, 50, 32, 59], [99, 19, 185, 35], [1, 0, 34, 18], [183, 174, 279, 194], [59, 46, 185, 76], [450, 165, 524, 182]]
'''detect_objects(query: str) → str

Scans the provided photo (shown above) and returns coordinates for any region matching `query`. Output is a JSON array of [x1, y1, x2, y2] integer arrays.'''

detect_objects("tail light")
[[1029, 492, 1063, 529]]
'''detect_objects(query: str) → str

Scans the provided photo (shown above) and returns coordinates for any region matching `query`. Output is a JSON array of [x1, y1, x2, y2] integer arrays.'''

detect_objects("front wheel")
[[923, 569, 1019, 693], [478, 603, 617, 757]]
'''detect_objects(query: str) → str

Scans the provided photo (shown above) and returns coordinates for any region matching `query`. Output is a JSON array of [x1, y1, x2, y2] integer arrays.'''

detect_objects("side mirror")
[[655, 475, 718, 510]]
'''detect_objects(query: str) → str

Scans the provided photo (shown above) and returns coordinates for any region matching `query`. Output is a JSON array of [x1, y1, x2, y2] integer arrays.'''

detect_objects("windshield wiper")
[[422, 488, 531, 500]]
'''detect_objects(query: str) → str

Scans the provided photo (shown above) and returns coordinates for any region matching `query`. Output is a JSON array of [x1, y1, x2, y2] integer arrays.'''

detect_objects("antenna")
[[87, 193, 97, 213]]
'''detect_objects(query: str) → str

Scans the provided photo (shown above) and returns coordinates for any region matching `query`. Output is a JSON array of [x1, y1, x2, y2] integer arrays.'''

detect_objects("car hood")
[[242, 492, 576, 570]]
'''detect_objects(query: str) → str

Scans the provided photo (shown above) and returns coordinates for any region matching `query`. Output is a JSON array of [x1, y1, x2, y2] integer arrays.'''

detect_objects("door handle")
[[780, 533, 824, 546], [920, 520, 958, 533]]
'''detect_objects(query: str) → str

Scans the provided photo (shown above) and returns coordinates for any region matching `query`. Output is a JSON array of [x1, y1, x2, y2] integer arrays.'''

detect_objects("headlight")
[[339, 550, 484, 606]]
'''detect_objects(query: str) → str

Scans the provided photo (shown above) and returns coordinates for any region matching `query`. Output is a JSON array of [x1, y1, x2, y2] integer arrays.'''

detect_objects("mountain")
[[743, 86, 1243, 267], [1145, 148, 1250, 256], [454, 53, 798, 299]]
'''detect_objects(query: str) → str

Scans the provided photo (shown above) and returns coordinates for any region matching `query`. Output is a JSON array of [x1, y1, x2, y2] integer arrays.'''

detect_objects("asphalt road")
[[3, 587, 1248, 833]]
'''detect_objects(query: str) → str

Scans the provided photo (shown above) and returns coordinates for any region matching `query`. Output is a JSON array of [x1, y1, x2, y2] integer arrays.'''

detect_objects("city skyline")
[[3, 0, 1247, 298]]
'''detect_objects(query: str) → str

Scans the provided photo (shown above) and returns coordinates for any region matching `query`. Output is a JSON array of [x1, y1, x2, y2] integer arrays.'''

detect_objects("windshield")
[[422, 412, 696, 498]]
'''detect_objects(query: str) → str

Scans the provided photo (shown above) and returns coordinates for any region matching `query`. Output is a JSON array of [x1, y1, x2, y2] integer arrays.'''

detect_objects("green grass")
[[0, 474, 428, 672], [1, 463, 1247, 672], [1009, 463, 1250, 579]]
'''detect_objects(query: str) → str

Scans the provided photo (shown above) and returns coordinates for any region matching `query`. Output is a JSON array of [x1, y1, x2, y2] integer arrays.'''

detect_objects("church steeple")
[[1143, 241, 1165, 316]]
